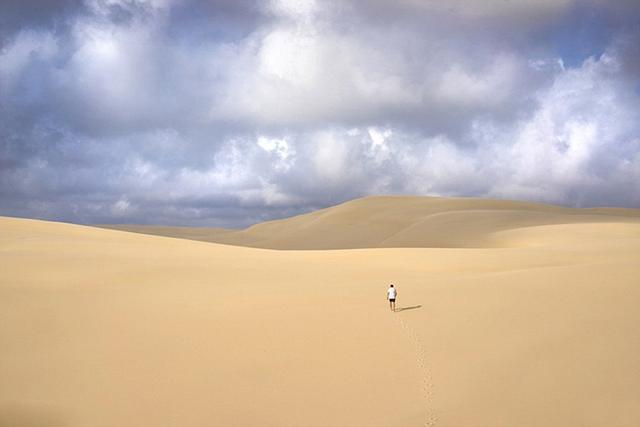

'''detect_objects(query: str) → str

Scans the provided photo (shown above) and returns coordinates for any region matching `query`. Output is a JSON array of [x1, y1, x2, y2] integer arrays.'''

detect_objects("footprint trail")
[[395, 311, 438, 426]]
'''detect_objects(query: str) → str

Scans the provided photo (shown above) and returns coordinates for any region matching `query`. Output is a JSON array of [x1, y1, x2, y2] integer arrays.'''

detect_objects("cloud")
[[0, 0, 639, 226], [492, 43, 640, 206]]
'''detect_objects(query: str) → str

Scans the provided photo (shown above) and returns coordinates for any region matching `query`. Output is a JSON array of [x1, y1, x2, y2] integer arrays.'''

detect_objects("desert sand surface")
[[2, 196, 640, 426]]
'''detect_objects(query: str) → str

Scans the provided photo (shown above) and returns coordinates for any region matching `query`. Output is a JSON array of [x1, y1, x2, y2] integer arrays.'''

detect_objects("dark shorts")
[[389, 299, 396, 302]]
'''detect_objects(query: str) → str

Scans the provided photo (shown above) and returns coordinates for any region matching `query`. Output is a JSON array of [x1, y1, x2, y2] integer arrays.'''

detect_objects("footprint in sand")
[[395, 312, 438, 426]]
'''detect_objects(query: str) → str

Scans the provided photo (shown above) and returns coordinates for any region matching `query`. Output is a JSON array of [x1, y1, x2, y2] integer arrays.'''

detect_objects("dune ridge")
[[98, 196, 640, 249], [2, 196, 640, 426]]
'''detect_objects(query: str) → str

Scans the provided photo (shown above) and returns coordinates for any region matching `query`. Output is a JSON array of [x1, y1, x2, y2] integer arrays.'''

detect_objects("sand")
[[2, 196, 640, 426], [99, 196, 640, 249]]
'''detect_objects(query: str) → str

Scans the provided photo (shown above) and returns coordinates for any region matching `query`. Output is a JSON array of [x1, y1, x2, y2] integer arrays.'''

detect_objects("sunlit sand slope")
[[100, 196, 640, 249], [2, 213, 640, 426]]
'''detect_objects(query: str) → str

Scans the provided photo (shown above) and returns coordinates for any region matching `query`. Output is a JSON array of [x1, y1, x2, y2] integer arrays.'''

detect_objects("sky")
[[1, 0, 639, 227]]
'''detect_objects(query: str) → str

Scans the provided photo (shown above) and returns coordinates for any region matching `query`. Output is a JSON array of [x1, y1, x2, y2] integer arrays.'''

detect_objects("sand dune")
[[2, 197, 640, 426], [99, 196, 640, 249]]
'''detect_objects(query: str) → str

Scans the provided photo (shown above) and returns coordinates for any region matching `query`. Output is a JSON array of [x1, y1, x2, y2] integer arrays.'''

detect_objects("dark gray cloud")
[[0, 0, 85, 45], [1, 0, 639, 227]]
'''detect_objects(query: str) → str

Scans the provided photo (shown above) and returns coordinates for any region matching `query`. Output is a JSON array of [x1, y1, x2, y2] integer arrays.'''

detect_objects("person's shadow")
[[395, 305, 422, 312]]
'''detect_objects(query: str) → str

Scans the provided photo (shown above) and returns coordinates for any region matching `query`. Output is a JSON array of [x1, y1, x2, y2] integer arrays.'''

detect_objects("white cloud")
[[1, 0, 639, 226], [267, 0, 318, 21], [0, 30, 58, 89], [489, 48, 640, 205], [312, 131, 350, 184], [110, 198, 132, 216], [257, 136, 294, 171], [366, 127, 392, 165], [435, 54, 525, 107]]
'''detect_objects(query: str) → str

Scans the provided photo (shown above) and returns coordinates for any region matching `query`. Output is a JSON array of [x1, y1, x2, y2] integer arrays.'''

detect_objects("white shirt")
[[387, 287, 397, 299]]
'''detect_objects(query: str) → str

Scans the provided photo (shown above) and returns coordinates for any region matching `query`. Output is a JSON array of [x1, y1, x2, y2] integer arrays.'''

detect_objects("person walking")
[[387, 284, 397, 311]]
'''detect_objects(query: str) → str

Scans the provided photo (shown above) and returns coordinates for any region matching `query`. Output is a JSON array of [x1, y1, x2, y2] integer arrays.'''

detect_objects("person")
[[387, 284, 397, 311]]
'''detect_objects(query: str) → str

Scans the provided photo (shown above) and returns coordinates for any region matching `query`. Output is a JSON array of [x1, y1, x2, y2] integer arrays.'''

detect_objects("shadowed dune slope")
[[2, 214, 640, 426], [99, 196, 640, 249]]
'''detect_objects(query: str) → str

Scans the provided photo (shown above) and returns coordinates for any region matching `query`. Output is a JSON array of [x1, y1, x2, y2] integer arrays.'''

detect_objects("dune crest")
[[98, 196, 640, 249]]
